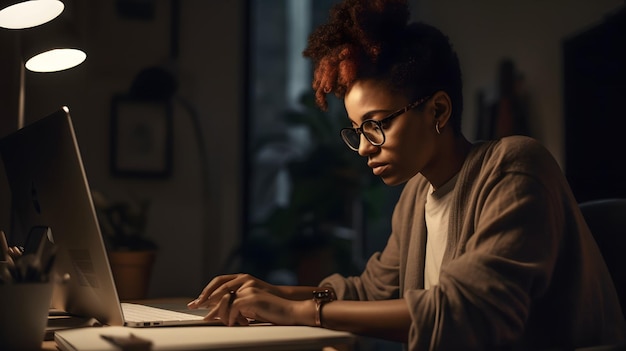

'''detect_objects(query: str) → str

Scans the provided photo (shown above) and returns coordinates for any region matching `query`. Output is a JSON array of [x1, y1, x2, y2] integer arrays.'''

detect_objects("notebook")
[[0, 106, 211, 327], [55, 325, 356, 351]]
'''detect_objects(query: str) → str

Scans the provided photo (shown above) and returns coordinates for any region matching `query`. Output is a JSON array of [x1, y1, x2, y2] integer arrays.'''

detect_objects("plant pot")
[[108, 250, 156, 300]]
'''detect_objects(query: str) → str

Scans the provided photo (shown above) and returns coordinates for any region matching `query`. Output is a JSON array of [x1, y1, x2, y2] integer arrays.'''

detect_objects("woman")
[[188, 0, 626, 349]]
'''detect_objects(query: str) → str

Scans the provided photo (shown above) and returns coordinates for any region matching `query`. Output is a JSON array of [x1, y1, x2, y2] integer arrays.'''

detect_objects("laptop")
[[0, 106, 210, 327]]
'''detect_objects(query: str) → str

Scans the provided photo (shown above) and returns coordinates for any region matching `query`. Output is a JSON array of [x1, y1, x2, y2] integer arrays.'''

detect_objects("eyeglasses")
[[340, 95, 431, 151]]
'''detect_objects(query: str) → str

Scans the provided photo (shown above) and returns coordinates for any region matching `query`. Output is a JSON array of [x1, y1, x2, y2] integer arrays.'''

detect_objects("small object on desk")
[[1, 230, 16, 284], [0, 230, 9, 261], [101, 333, 153, 351], [0, 261, 12, 284], [3, 226, 58, 283], [0, 281, 54, 350]]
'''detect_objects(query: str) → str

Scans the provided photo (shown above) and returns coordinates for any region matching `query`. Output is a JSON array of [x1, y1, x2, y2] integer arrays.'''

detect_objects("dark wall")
[[563, 8, 626, 203]]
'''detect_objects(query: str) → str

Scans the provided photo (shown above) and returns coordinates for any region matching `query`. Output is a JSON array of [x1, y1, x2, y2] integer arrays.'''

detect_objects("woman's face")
[[344, 79, 438, 186]]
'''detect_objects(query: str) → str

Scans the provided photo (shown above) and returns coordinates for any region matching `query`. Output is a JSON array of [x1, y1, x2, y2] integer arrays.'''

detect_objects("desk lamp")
[[0, 0, 86, 129]]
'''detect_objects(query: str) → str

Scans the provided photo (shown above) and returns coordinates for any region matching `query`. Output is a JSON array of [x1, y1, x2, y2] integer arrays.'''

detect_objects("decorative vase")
[[108, 250, 156, 300]]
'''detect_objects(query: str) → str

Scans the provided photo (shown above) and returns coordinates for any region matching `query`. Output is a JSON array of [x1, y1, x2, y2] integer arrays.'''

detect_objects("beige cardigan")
[[321, 136, 626, 350]]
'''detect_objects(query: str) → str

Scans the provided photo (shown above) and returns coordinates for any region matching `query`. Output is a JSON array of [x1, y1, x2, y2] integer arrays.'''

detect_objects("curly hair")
[[303, 0, 463, 132]]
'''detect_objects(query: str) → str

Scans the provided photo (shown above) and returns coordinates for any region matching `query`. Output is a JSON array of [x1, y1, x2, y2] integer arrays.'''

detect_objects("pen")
[[101, 333, 152, 351], [0, 230, 15, 284], [0, 230, 9, 262], [0, 261, 12, 284]]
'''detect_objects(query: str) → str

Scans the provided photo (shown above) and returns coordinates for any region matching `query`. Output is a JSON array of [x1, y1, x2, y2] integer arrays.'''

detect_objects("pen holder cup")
[[0, 282, 53, 350]]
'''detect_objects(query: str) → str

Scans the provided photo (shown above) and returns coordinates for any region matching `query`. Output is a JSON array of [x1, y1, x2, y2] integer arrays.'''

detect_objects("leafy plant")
[[245, 91, 385, 281], [92, 191, 157, 251]]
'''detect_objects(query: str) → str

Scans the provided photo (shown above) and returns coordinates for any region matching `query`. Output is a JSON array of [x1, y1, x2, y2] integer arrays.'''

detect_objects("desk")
[[40, 299, 355, 351]]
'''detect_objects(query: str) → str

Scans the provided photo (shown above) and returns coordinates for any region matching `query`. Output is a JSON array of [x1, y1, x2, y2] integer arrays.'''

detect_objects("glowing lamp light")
[[25, 48, 86, 72], [0, 0, 64, 29]]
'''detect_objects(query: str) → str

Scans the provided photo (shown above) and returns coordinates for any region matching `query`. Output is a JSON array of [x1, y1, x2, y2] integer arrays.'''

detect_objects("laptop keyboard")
[[122, 303, 205, 323]]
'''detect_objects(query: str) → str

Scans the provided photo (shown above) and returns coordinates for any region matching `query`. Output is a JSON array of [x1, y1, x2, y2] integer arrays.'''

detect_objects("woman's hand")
[[187, 273, 318, 327], [203, 285, 315, 326], [187, 273, 282, 310]]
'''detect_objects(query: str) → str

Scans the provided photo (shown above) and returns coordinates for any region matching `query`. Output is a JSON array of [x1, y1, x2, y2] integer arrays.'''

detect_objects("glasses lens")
[[362, 121, 384, 145], [341, 129, 360, 150]]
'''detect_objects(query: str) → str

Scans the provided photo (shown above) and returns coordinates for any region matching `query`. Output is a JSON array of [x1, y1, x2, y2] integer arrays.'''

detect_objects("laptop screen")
[[0, 106, 124, 326]]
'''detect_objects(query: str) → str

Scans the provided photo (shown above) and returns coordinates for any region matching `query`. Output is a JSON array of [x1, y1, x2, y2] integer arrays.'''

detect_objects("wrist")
[[296, 299, 317, 326]]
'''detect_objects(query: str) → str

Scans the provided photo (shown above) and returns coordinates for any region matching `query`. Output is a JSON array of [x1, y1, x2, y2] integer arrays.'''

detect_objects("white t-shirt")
[[424, 173, 458, 289]]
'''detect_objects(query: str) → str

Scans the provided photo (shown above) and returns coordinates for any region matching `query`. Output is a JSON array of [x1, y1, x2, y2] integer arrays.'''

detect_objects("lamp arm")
[[18, 54, 25, 129], [173, 96, 214, 275], [173, 96, 210, 206]]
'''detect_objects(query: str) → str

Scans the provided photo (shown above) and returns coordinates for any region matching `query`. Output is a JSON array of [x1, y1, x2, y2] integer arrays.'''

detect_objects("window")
[[245, 0, 401, 286]]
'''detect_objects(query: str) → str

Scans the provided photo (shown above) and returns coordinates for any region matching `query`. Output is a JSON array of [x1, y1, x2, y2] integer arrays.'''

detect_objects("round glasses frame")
[[340, 95, 431, 151]]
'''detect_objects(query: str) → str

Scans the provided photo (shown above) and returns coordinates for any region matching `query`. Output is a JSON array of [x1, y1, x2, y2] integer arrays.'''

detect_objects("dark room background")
[[0, 0, 624, 307]]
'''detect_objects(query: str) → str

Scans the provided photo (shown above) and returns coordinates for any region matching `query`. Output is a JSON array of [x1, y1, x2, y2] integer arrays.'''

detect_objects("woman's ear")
[[431, 91, 452, 128]]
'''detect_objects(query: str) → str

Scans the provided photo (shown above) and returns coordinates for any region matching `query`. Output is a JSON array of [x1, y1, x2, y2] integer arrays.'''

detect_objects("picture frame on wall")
[[110, 95, 173, 178]]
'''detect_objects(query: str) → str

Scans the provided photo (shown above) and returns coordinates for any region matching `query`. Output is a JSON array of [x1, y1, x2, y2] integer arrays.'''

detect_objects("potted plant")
[[92, 190, 157, 300], [246, 91, 385, 285]]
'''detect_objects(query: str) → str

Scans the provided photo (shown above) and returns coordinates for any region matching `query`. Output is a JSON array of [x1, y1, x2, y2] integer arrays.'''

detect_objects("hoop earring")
[[435, 121, 441, 135]]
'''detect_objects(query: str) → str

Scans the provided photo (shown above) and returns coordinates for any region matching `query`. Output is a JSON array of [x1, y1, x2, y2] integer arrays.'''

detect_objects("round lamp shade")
[[20, 12, 86, 72], [0, 0, 64, 29], [25, 47, 86, 72]]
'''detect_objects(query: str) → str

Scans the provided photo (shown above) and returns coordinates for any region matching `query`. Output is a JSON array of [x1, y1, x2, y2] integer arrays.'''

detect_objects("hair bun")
[[338, 0, 410, 60], [303, 0, 412, 109]]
